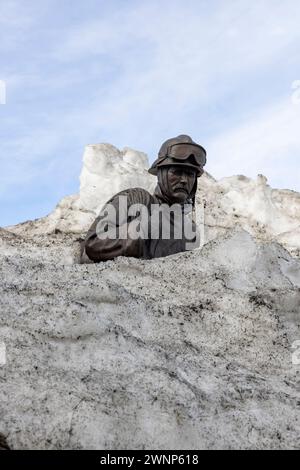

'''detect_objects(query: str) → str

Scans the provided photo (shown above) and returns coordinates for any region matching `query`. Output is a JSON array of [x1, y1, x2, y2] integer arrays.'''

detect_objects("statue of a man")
[[81, 135, 206, 262]]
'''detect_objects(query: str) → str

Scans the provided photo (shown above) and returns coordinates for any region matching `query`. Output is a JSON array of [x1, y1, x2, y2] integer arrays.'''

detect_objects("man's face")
[[166, 166, 197, 203]]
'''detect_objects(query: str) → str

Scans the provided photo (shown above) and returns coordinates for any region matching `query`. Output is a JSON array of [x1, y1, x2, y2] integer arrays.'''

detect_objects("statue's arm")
[[84, 219, 144, 262], [82, 189, 149, 262]]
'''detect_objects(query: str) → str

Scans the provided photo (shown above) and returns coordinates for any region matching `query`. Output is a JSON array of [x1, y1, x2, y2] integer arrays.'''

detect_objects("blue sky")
[[1, 0, 300, 226]]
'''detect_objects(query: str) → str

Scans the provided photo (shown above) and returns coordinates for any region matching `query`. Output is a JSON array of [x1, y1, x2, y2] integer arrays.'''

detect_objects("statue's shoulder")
[[109, 187, 154, 206]]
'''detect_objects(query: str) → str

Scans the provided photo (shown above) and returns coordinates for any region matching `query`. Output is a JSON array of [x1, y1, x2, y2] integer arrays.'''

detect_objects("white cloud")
[[48, 0, 300, 146], [207, 96, 300, 190]]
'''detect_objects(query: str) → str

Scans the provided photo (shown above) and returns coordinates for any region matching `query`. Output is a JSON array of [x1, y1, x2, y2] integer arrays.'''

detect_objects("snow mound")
[[5, 143, 300, 258]]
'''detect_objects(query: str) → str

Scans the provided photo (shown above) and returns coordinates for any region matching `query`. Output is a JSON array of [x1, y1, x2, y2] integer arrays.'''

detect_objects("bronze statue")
[[81, 135, 206, 262]]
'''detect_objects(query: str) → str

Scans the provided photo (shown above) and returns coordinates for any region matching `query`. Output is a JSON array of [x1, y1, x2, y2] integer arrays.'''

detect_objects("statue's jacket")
[[81, 186, 200, 262]]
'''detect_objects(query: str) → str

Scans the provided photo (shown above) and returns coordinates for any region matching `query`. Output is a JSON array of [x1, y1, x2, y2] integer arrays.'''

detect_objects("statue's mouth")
[[174, 187, 188, 193]]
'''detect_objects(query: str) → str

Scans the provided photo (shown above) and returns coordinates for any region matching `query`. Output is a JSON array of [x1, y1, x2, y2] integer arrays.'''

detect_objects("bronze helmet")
[[148, 135, 206, 177]]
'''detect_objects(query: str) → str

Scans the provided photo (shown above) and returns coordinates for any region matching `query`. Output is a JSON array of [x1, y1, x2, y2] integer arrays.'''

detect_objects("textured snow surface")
[[0, 228, 299, 449]]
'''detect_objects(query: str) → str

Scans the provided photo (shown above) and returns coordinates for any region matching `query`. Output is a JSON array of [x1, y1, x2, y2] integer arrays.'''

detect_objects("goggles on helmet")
[[166, 143, 206, 167]]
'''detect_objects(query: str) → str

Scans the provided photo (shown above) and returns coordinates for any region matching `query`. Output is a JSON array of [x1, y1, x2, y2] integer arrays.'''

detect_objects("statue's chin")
[[169, 191, 189, 204]]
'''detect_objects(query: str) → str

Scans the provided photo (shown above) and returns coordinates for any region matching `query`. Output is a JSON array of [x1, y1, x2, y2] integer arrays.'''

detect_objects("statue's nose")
[[180, 174, 188, 184]]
